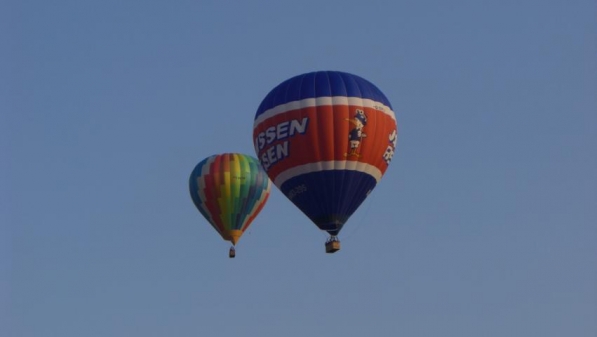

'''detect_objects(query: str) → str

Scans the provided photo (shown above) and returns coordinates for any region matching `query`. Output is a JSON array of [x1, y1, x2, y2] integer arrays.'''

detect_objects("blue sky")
[[3, 0, 596, 336]]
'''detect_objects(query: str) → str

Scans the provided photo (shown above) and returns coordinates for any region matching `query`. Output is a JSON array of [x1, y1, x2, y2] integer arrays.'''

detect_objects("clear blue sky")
[[3, 0, 596, 336]]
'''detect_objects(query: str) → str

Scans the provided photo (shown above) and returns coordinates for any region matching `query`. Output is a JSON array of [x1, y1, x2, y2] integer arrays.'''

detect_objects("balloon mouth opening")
[[223, 230, 243, 245], [314, 218, 346, 237]]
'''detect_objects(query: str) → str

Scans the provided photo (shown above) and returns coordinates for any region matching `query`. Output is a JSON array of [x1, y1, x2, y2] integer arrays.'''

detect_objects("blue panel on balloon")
[[256, 71, 393, 118], [280, 170, 377, 236]]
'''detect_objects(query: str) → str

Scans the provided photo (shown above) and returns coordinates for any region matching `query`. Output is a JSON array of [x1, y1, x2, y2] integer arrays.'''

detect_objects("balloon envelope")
[[189, 153, 271, 245], [253, 71, 397, 236]]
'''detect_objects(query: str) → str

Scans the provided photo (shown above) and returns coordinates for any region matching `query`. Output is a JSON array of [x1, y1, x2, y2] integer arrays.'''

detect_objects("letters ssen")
[[254, 117, 309, 170]]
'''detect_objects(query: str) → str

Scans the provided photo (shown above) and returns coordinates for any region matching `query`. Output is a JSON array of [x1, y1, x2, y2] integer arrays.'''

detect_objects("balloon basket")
[[229, 247, 236, 258], [325, 240, 341, 254]]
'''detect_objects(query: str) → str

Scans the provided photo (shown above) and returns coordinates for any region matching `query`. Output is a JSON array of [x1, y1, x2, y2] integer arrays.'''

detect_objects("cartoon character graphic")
[[345, 109, 367, 157]]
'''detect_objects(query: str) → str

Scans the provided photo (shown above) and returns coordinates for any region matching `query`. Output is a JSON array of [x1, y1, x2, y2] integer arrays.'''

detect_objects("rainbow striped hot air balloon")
[[189, 153, 271, 258], [253, 71, 397, 253]]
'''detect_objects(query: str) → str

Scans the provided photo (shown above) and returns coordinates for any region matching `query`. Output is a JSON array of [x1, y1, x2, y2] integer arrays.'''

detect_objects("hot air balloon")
[[189, 153, 271, 258], [253, 71, 397, 253]]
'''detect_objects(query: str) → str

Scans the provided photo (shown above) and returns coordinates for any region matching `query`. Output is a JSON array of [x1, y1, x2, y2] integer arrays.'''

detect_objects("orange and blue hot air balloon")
[[189, 153, 271, 258], [253, 71, 397, 253]]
